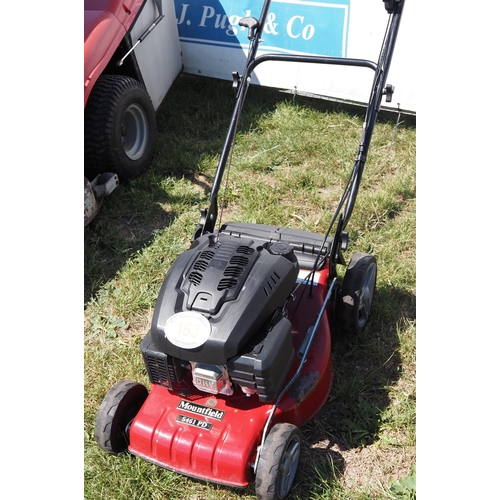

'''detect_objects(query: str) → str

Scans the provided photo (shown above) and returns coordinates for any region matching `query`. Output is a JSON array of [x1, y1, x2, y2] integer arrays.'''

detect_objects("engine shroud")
[[148, 233, 299, 366]]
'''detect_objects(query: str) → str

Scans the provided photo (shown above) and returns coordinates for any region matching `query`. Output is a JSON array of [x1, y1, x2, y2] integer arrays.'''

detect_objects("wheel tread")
[[255, 423, 301, 500], [335, 252, 377, 335], [85, 75, 157, 180], [94, 380, 148, 454]]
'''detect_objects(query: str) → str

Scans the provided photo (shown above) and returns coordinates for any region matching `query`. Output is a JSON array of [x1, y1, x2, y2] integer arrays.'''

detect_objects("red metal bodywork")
[[128, 264, 333, 487], [84, 0, 145, 106]]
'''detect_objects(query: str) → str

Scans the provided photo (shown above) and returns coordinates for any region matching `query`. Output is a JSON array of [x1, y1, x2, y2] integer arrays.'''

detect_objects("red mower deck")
[[128, 266, 333, 487]]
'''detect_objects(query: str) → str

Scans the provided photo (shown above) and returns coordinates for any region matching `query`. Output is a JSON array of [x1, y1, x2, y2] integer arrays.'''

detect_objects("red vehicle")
[[84, 0, 182, 225], [94, 1, 405, 498]]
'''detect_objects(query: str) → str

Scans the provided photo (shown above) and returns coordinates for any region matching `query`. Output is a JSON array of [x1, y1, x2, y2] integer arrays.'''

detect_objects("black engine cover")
[[149, 233, 299, 365]]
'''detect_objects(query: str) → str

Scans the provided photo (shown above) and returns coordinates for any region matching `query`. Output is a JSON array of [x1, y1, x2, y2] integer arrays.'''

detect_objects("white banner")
[[173, 0, 415, 113]]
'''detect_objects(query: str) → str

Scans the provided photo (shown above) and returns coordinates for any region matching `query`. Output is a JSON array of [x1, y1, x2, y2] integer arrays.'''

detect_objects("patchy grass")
[[85, 73, 416, 499]]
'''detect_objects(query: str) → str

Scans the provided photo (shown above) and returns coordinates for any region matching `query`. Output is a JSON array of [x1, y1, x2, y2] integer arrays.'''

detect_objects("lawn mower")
[[94, 1, 406, 498]]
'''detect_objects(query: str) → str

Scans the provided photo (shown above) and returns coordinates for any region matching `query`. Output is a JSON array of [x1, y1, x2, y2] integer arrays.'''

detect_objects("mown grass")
[[84, 73, 416, 499]]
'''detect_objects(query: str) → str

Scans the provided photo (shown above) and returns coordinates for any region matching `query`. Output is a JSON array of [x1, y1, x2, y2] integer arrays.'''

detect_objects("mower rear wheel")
[[255, 423, 302, 500], [336, 252, 377, 335], [94, 380, 148, 454]]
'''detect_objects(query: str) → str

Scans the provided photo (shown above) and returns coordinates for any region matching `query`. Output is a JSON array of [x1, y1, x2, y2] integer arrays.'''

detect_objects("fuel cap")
[[268, 242, 294, 260]]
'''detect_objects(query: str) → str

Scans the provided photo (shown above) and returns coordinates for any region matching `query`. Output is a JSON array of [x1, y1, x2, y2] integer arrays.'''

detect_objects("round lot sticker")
[[165, 311, 211, 349]]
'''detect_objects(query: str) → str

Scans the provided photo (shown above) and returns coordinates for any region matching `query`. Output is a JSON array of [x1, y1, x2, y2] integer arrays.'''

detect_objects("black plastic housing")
[[149, 232, 299, 365], [226, 315, 295, 402], [141, 331, 188, 389], [219, 222, 333, 270]]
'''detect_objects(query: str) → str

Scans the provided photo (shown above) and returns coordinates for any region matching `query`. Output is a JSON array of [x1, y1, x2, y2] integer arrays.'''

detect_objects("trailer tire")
[[336, 252, 377, 335], [94, 380, 148, 454], [255, 423, 302, 500], [85, 75, 157, 180]]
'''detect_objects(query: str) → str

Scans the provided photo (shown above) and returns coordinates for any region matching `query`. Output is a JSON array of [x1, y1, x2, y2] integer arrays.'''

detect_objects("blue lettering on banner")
[[174, 0, 350, 57]]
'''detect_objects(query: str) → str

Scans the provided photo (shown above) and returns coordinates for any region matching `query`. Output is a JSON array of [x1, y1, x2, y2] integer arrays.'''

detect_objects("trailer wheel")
[[94, 380, 148, 453], [255, 423, 302, 500], [85, 75, 157, 180], [336, 252, 377, 334]]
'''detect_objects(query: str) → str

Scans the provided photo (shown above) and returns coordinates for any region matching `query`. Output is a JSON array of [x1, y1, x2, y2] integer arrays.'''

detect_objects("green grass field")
[[84, 73, 416, 499]]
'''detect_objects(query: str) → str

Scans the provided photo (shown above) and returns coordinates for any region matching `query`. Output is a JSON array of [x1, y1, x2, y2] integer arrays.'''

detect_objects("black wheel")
[[85, 75, 157, 180], [255, 423, 302, 500], [336, 252, 377, 334], [94, 380, 148, 453]]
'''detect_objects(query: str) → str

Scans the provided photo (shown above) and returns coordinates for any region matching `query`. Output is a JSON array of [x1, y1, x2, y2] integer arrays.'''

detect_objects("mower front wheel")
[[94, 380, 148, 454], [336, 252, 377, 335], [255, 423, 302, 500]]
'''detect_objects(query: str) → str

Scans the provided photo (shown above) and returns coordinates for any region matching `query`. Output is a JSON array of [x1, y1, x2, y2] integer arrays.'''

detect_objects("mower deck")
[[128, 261, 333, 487]]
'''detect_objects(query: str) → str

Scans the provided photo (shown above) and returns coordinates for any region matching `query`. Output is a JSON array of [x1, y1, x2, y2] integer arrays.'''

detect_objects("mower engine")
[[140, 233, 300, 402]]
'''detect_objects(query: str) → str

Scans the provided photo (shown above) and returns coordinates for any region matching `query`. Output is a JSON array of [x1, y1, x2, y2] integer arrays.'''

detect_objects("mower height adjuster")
[[383, 84, 395, 103]]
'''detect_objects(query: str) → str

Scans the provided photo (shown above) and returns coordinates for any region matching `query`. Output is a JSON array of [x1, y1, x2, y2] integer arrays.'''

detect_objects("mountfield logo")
[[177, 400, 226, 421]]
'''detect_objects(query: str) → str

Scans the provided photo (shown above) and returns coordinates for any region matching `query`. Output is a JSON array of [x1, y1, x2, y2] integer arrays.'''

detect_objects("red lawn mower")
[[94, 1, 406, 498]]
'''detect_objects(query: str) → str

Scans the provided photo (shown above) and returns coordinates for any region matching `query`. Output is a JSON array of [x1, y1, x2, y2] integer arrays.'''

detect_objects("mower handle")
[[194, 0, 405, 239]]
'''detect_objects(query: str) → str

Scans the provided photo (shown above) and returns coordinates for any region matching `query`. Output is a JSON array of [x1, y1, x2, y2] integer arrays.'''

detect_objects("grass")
[[84, 73, 416, 499]]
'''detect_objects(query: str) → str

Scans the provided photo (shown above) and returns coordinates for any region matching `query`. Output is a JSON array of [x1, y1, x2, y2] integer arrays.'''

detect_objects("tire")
[[336, 252, 377, 335], [85, 75, 157, 180], [255, 423, 302, 500], [95, 380, 148, 453]]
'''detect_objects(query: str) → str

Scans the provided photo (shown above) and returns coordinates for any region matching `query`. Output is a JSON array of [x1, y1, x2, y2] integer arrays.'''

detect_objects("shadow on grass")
[[85, 187, 178, 305], [84, 75, 237, 305], [287, 283, 415, 496], [83, 76, 301, 304], [333, 286, 413, 448]]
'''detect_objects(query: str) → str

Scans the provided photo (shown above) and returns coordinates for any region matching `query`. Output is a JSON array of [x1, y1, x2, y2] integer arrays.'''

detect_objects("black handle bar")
[[194, 0, 405, 239]]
